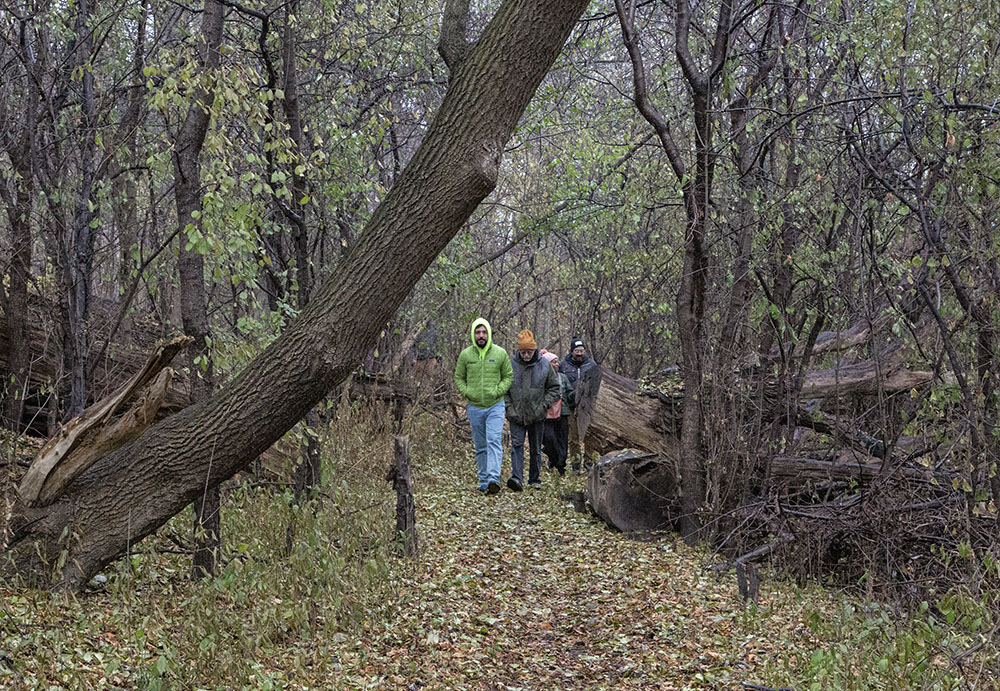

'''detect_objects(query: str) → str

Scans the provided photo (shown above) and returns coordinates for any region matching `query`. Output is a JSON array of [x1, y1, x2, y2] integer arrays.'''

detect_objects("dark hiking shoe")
[[506, 478, 523, 492], [528, 481, 542, 490], [487, 481, 501, 495]]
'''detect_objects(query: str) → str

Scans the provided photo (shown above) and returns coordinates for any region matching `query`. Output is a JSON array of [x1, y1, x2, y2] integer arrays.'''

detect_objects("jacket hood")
[[470, 317, 493, 357]]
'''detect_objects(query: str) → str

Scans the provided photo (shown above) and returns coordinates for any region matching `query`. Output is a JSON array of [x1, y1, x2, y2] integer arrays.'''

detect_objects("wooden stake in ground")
[[387, 436, 418, 557], [736, 562, 761, 604]]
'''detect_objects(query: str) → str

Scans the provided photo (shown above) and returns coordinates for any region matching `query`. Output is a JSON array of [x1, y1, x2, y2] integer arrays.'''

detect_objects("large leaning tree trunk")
[[2, 0, 592, 592]]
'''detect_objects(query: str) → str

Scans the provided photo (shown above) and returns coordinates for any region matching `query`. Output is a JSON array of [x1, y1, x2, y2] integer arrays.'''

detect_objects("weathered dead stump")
[[386, 436, 418, 557], [585, 449, 678, 535], [0, 300, 192, 436]]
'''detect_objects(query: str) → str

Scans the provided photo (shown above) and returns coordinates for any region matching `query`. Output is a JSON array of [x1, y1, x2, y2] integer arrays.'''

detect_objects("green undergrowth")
[[2, 410, 998, 689]]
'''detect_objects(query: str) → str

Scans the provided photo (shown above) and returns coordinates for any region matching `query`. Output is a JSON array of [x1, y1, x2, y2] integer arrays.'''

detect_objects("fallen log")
[[799, 361, 938, 398], [584, 369, 678, 457], [585, 449, 678, 534], [572, 347, 985, 606], [582, 362, 946, 467], [581, 361, 952, 537], [769, 450, 952, 485]]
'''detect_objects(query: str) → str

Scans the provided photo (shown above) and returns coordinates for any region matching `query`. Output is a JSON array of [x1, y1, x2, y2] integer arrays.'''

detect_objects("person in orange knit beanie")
[[504, 330, 560, 490]]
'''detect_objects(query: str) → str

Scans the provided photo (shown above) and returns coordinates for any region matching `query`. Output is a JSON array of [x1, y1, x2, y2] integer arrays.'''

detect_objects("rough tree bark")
[[171, 0, 224, 578], [3, 0, 592, 591], [1, 112, 36, 432], [438, 0, 471, 71]]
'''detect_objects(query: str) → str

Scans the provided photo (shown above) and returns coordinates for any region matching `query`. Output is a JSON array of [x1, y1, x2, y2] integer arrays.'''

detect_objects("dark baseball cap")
[[571, 339, 585, 350]]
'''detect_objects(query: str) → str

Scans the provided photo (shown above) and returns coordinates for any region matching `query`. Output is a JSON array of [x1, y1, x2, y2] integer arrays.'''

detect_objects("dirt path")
[[331, 453, 829, 689]]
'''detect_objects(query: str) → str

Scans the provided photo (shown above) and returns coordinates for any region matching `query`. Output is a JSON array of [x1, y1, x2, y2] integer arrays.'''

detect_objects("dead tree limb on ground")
[[18, 335, 191, 507]]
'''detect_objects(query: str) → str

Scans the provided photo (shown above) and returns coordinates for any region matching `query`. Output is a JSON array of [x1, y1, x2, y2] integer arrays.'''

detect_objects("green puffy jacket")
[[454, 318, 513, 409]]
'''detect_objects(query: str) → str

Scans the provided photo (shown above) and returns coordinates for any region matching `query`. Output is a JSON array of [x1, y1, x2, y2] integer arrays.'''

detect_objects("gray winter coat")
[[505, 349, 560, 424]]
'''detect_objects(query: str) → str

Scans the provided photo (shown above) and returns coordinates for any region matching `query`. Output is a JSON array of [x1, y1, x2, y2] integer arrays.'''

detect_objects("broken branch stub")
[[18, 335, 191, 506]]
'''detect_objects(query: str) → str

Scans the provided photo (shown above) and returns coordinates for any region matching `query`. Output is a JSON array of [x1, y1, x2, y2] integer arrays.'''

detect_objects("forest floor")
[[1, 417, 994, 689], [339, 460, 832, 689]]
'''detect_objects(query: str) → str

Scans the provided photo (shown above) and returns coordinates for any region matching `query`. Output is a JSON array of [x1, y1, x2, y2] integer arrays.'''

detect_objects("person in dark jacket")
[[541, 351, 573, 475], [505, 330, 560, 490], [561, 338, 597, 389], [562, 338, 597, 473]]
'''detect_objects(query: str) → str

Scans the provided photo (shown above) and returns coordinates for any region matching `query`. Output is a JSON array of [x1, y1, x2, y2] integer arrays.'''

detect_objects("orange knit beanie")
[[516, 329, 536, 350]]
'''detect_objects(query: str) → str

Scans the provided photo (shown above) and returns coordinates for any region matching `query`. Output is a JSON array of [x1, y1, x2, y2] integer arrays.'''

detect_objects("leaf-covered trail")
[[334, 452, 831, 689], [1, 426, 991, 689]]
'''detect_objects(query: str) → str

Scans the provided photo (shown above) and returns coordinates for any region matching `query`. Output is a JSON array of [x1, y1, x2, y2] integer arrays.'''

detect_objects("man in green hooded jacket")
[[454, 317, 514, 494]]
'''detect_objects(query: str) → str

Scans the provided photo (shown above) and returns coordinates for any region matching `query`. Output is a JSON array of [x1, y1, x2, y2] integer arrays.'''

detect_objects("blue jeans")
[[467, 401, 505, 485]]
